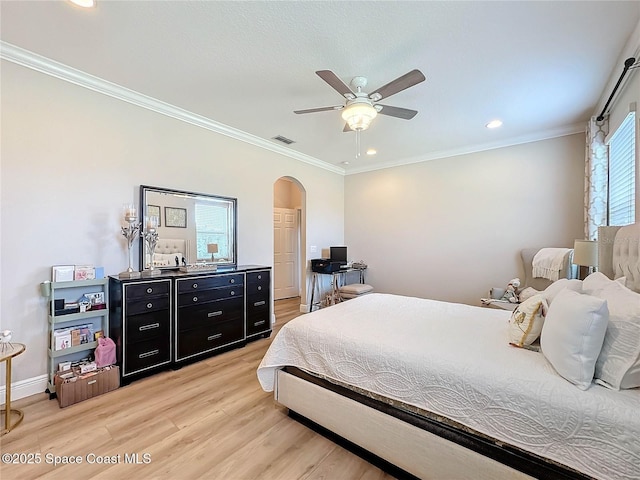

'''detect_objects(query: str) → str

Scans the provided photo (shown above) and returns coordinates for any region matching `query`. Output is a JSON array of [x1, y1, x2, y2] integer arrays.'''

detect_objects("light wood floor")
[[0, 297, 395, 480]]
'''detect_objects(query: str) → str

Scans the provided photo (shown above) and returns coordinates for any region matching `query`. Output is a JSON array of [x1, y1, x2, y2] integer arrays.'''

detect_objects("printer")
[[311, 246, 348, 273]]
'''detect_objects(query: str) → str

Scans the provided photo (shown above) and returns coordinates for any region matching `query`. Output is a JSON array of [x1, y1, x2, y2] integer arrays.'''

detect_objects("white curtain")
[[584, 116, 609, 240]]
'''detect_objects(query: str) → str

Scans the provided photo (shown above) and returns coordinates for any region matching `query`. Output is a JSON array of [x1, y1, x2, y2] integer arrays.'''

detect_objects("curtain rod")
[[596, 57, 638, 121]]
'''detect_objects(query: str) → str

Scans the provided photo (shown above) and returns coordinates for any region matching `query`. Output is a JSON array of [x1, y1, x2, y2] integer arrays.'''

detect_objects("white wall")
[[345, 134, 585, 306], [0, 61, 345, 386]]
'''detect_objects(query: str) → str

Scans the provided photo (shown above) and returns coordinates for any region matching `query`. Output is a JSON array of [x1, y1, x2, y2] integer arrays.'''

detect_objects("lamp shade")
[[341, 101, 377, 131], [207, 243, 219, 254], [573, 240, 598, 267]]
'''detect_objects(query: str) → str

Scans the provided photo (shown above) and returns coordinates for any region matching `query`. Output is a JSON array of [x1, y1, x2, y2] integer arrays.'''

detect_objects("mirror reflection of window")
[[195, 201, 234, 262]]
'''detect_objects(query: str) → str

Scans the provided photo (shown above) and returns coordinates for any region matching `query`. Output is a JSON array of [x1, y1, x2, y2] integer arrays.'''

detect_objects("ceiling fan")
[[294, 69, 426, 132]]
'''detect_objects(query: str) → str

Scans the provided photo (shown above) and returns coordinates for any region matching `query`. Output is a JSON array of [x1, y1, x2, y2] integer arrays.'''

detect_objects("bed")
[[145, 238, 187, 268], [257, 224, 640, 480]]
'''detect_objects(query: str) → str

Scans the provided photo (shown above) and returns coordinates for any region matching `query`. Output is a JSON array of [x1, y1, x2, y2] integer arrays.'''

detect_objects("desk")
[[1, 343, 25, 435], [309, 268, 366, 312]]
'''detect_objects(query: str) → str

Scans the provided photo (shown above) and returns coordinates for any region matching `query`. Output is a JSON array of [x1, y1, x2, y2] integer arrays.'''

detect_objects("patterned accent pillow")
[[508, 294, 548, 347]]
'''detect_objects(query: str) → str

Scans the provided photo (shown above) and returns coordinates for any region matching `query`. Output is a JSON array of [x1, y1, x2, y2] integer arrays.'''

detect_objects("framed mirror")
[[139, 185, 237, 270]]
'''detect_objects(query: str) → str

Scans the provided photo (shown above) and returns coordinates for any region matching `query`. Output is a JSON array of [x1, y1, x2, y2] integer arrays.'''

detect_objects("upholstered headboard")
[[521, 248, 575, 291], [146, 238, 187, 268], [599, 223, 640, 293]]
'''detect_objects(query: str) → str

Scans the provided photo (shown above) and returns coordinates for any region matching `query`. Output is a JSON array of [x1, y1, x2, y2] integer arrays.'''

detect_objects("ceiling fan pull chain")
[[355, 129, 361, 158]]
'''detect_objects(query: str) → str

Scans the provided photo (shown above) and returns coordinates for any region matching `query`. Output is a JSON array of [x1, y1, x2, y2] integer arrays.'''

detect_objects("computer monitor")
[[330, 246, 347, 263]]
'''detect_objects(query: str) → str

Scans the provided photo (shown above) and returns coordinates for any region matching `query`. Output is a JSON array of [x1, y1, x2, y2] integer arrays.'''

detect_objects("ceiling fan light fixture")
[[341, 101, 378, 131]]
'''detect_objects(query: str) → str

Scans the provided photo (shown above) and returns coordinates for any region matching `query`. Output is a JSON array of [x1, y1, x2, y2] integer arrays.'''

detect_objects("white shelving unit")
[[43, 278, 109, 397]]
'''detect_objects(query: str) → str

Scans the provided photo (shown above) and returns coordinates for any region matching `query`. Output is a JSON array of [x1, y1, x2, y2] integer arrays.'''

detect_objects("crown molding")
[[0, 41, 345, 175], [344, 123, 586, 175]]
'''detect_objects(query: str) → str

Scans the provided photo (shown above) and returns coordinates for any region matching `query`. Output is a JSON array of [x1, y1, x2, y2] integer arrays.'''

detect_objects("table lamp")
[[574, 239, 598, 280], [207, 243, 219, 262]]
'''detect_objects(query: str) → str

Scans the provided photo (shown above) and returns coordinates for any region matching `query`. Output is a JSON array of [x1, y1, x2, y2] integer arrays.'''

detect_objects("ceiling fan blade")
[[369, 69, 426, 101], [294, 105, 343, 114], [376, 104, 418, 120], [316, 70, 355, 99]]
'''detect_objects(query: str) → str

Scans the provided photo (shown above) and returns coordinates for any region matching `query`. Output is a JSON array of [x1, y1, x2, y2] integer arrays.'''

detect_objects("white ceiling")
[[1, 1, 639, 174]]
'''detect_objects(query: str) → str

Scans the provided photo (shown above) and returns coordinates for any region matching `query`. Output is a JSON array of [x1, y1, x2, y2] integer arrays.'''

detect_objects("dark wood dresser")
[[109, 265, 271, 382]]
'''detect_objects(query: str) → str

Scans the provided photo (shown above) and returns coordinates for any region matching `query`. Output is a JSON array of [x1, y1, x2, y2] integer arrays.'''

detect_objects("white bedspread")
[[257, 293, 640, 480]]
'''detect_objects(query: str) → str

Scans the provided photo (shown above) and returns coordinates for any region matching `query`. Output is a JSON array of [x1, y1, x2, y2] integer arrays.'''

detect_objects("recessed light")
[[69, 0, 96, 8], [366, 149, 377, 156], [486, 120, 503, 129], [341, 161, 350, 165]]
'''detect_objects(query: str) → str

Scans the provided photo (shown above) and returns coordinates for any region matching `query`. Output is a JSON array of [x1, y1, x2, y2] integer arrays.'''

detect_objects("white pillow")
[[540, 289, 609, 390], [593, 280, 640, 389], [582, 271, 619, 295], [508, 294, 548, 347], [541, 278, 583, 305], [517, 287, 540, 303]]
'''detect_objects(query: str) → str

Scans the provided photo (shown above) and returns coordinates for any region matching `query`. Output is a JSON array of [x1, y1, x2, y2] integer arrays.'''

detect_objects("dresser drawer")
[[177, 297, 244, 332], [124, 337, 171, 376], [177, 274, 244, 294], [178, 285, 243, 306], [247, 270, 270, 285], [246, 314, 270, 336], [125, 281, 170, 300], [125, 310, 170, 344], [247, 292, 269, 312], [126, 295, 170, 316], [177, 319, 244, 360], [246, 280, 269, 296]]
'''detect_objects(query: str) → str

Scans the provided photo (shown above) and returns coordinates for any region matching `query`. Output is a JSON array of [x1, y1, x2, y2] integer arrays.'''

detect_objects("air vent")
[[272, 135, 296, 145]]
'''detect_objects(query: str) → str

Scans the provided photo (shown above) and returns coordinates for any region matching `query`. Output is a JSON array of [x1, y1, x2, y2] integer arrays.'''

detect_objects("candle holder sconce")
[[142, 215, 161, 277], [119, 203, 141, 279]]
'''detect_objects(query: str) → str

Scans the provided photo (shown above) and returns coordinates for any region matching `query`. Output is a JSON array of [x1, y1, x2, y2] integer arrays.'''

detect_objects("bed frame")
[[273, 223, 640, 480]]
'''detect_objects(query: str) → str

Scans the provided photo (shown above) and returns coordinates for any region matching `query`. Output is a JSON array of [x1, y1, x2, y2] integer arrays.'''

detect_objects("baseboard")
[[299, 303, 310, 313], [0, 374, 47, 405]]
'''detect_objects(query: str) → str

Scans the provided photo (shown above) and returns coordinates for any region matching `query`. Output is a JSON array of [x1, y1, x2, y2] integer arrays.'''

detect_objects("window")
[[607, 111, 636, 226], [195, 200, 235, 262]]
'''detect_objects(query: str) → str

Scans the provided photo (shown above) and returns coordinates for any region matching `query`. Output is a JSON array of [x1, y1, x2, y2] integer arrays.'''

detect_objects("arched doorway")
[[273, 177, 306, 311]]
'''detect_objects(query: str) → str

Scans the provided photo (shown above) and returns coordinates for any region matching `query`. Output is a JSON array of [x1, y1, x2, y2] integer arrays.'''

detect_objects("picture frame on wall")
[[147, 205, 161, 226], [165, 207, 187, 228]]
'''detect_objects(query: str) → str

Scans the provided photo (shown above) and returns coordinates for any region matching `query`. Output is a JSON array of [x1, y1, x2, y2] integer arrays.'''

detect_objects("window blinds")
[[607, 111, 636, 226]]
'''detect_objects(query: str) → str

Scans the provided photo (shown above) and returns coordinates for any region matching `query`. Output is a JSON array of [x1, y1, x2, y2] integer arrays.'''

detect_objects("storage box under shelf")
[[54, 365, 120, 408]]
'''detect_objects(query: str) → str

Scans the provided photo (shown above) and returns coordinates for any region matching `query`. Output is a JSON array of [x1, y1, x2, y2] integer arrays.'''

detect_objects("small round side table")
[[0, 342, 26, 435]]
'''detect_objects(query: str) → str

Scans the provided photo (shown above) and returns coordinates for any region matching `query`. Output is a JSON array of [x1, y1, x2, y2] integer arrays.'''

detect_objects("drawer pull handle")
[[257, 286, 262, 291], [146, 287, 153, 294], [208, 333, 222, 341], [254, 301, 266, 307], [230, 291, 235, 296], [254, 320, 266, 326], [139, 349, 159, 359], [193, 296, 198, 302], [207, 311, 223, 318], [230, 279, 235, 284], [146, 302, 153, 309], [257, 274, 262, 280], [139, 323, 160, 331], [88, 380, 97, 385], [192, 283, 198, 289]]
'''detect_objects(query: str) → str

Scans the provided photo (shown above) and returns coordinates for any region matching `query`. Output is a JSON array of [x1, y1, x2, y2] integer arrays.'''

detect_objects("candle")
[[123, 203, 136, 219], [146, 216, 158, 230]]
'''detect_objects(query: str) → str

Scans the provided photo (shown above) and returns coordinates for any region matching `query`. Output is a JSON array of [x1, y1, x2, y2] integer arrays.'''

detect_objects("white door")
[[274, 208, 299, 300]]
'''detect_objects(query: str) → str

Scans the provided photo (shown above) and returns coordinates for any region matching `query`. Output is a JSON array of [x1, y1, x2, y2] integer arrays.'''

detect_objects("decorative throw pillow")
[[593, 280, 640, 390], [508, 294, 548, 347], [582, 271, 617, 296], [517, 287, 540, 303], [541, 278, 583, 305], [540, 289, 609, 390]]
